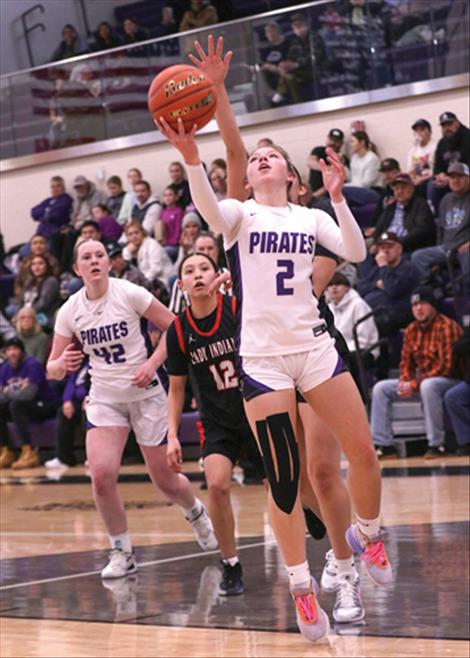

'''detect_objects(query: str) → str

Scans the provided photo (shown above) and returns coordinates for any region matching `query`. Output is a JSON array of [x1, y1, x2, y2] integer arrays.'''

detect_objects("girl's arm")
[[136, 298, 175, 379], [167, 374, 187, 472], [157, 118, 243, 237], [189, 36, 247, 201], [47, 334, 84, 380]]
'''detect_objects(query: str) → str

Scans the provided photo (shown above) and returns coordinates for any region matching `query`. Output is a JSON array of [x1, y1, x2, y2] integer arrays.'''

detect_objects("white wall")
[[1, 85, 469, 249], [0, 0, 133, 74]]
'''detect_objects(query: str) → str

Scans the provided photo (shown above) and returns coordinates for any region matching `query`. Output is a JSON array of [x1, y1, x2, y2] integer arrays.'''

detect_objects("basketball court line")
[[0, 538, 277, 592]]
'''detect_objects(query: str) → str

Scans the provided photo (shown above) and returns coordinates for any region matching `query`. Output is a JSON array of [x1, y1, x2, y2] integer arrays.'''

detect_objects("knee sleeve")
[[255, 412, 299, 514]]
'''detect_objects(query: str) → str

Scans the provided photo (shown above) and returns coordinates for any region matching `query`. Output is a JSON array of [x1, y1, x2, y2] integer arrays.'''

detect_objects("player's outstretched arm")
[[47, 335, 83, 380], [157, 116, 243, 237], [132, 298, 175, 388], [189, 35, 247, 201]]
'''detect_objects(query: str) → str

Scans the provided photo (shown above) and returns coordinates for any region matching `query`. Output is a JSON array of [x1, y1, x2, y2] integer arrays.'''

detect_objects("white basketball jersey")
[[224, 199, 332, 357], [54, 278, 156, 402]]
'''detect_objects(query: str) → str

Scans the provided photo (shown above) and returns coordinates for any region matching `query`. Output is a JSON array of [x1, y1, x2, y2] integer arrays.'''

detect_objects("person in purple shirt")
[[0, 337, 58, 470], [31, 176, 73, 240], [160, 186, 184, 262], [45, 359, 90, 469], [91, 204, 123, 242]]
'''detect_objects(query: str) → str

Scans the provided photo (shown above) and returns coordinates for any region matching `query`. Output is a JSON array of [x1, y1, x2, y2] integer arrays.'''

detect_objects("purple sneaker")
[[346, 524, 393, 586]]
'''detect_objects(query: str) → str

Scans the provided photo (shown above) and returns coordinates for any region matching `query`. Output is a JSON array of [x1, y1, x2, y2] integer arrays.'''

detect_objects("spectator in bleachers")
[[276, 13, 315, 104], [256, 137, 274, 149], [31, 176, 73, 241], [116, 168, 143, 224], [45, 358, 90, 469], [131, 181, 162, 236], [154, 6, 178, 38], [71, 175, 106, 229], [259, 20, 292, 106], [168, 162, 192, 209], [0, 337, 58, 469], [307, 129, 350, 199], [169, 213, 202, 311], [358, 231, 419, 335], [407, 118, 436, 196], [429, 111, 470, 212], [93, 21, 122, 52], [370, 286, 463, 460], [0, 312, 15, 344], [121, 17, 149, 45], [160, 187, 185, 262], [374, 173, 436, 252], [105, 176, 126, 221], [209, 167, 227, 201], [412, 162, 469, 285], [366, 158, 401, 237], [78, 220, 102, 243], [91, 204, 123, 242], [179, 1, 218, 32], [122, 221, 172, 288], [51, 24, 88, 62], [444, 331, 469, 456], [107, 242, 150, 289], [327, 272, 379, 395], [346, 131, 381, 188], [15, 236, 60, 296], [6, 255, 61, 327], [15, 308, 49, 366]]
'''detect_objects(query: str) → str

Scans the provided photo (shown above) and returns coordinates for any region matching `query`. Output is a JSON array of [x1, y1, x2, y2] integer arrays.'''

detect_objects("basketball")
[[148, 64, 217, 132]]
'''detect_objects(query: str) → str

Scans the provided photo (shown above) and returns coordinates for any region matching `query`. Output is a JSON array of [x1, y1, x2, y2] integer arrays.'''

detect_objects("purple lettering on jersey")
[[90, 328, 98, 344], [249, 232, 261, 253], [266, 232, 279, 253], [290, 232, 299, 252], [119, 321, 129, 338], [299, 233, 308, 253], [308, 235, 315, 254], [80, 330, 87, 345], [278, 232, 290, 253]]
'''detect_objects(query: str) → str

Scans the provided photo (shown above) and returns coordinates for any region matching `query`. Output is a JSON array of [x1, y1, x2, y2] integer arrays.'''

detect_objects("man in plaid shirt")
[[370, 286, 463, 459]]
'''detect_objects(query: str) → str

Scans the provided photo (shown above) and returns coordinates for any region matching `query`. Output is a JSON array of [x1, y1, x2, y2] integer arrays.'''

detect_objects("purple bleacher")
[[7, 419, 57, 449], [179, 412, 201, 446], [0, 273, 16, 300]]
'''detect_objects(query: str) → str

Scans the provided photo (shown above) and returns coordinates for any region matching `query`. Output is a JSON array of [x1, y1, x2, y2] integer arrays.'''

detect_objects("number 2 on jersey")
[[209, 360, 239, 391], [276, 259, 294, 295]]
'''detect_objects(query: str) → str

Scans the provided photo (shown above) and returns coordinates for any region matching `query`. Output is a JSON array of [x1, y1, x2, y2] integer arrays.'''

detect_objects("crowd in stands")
[[0, 108, 469, 470]]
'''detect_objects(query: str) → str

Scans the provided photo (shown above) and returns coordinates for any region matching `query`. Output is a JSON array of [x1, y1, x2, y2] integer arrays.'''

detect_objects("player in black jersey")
[[166, 252, 263, 596]]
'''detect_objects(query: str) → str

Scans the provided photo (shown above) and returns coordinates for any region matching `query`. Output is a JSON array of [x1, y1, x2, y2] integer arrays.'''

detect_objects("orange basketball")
[[148, 64, 217, 132]]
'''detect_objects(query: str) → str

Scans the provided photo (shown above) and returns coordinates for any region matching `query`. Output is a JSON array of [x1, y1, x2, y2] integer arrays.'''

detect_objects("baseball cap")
[[391, 173, 414, 186], [439, 111, 457, 125], [410, 286, 436, 307], [4, 336, 25, 352], [73, 175, 88, 187], [328, 128, 344, 141], [448, 162, 470, 176], [412, 118, 431, 131], [106, 242, 123, 258], [379, 158, 400, 172], [376, 231, 401, 246]]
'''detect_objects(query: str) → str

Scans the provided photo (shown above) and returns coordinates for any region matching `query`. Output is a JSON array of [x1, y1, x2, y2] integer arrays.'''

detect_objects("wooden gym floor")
[[1, 456, 469, 658]]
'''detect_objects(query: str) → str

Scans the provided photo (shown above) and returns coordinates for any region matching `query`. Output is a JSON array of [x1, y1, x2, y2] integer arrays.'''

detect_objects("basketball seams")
[[148, 65, 200, 100], [148, 83, 213, 115]]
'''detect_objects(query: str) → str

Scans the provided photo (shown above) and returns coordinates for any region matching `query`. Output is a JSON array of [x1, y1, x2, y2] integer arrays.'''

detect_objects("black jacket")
[[434, 123, 470, 175], [375, 194, 436, 251]]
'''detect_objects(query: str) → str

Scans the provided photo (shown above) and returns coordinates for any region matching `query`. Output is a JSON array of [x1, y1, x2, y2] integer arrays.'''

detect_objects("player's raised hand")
[[319, 147, 346, 203], [62, 343, 84, 372], [167, 436, 183, 473], [189, 35, 232, 88], [208, 270, 232, 296], [155, 116, 200, 165]]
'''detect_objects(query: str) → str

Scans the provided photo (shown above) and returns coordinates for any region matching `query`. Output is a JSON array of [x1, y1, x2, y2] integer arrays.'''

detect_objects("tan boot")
[[11, 445, 40, 470], [0, 446, 16, 469]]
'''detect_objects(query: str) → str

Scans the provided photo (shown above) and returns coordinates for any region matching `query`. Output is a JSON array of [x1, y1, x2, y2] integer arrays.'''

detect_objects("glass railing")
[[1, 0, 468, 162]]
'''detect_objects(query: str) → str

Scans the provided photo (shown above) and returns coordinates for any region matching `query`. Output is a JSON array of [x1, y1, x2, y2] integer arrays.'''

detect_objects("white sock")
[[109, 532, 132, 554], [222, 556, 239, 567], [183, 498, 203, 522], [356, 515, 381, 539], [286, 560, 311, 592], [336, 556, 356, 578]]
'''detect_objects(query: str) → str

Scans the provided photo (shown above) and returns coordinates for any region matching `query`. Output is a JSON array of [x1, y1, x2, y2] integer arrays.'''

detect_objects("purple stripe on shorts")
[[332, 354, 345, 378], [86, 418, 96, 430], [239, 358, 274, 401]]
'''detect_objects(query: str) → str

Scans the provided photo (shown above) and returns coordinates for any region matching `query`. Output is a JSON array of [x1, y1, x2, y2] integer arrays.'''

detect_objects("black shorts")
[[199, 419, 261, 467]]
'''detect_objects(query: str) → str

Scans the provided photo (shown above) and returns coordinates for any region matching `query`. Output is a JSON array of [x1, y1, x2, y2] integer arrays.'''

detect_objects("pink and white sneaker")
[[346, 524, 392, 586], [291, 578, 330, 642]]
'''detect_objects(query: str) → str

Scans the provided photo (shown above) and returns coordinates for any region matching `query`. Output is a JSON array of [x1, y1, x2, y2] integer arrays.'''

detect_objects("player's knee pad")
[[255, 412, 299, 514]]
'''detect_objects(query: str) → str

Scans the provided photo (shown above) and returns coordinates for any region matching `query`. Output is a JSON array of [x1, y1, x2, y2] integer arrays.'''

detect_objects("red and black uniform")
[[166, 294, 262, 467]]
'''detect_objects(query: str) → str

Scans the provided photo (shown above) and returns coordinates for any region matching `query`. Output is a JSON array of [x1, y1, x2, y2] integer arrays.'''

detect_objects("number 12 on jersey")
[[209, 360, 239, 391]]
